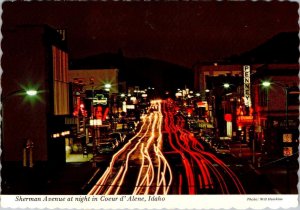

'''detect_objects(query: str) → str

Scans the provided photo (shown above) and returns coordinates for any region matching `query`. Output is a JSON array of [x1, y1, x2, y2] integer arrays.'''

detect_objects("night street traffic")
[[1, 2, 299, 210]]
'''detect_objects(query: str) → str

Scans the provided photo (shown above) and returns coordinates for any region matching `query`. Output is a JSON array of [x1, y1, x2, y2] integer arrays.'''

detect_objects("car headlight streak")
[[89, 100, 173, 195]]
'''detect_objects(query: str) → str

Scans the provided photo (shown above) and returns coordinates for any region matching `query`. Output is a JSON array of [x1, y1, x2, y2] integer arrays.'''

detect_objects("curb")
[[248, 163, 281, 194]]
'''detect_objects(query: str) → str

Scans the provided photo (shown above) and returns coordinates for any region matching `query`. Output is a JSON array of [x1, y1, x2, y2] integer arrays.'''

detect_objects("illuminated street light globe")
[[2, 88, 38, 102], [262, 81, 271, 87], [223, 83, 230, 88], [26, 89, 38, 96], [104, 83, 112, 89]]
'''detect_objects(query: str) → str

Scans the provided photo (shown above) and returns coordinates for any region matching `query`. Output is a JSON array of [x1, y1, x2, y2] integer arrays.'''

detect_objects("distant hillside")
[[225, 32, 299, 64], [69, 52, 194, 93]]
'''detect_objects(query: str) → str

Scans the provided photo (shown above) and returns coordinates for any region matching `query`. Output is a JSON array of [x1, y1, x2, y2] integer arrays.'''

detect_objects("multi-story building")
[[2, 23, 122, 166], [193, 62, 262, 95], [194, 63, 262, 137], [202, 63, 299, 160], [2, 25, 70, 166]]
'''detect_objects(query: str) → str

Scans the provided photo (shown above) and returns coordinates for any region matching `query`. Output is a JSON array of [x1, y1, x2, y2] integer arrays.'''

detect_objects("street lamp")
[[104, 83, 111, 92], [1, 88, 38, 101], [262, 81, 271, 87], [262, 80, 297, 191], [262, 80, 289, 129], [1, 88, 39, 167]]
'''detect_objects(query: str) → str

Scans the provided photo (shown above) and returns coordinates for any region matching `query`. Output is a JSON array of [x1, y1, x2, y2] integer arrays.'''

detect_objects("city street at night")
[[1, 1, 299, 209], [3, 100, 297, 196], [86, 100, 298, 195]]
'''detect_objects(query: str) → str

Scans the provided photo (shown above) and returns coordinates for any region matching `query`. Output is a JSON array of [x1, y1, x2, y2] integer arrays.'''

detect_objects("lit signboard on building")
[[93, 98, 107, 105], [283, 147, 293, 156], [283, 133, 293, 142], [224, 114, 232, 122], [243, 65, 251, 107], [237, 116, 253, 125], [89, 119, 102, 126], [126, 105, 135, 109], [197, 101, 207, 108]]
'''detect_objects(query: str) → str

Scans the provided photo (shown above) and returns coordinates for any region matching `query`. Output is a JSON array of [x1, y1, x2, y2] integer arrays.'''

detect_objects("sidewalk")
[[1, 161, 100, 195], [2, 145, 298, 195], [229, 141, 298, 194], [251, 155, 298, 194]]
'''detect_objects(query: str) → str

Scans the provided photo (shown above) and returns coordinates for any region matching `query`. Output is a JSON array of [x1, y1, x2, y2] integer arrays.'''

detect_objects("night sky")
[[2, 1, 298, 68]]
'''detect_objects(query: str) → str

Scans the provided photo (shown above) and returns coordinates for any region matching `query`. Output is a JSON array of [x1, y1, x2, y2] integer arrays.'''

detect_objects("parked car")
[[102, 137, 119, 148], [127, 121, 136, 132], [204, 135, 213, 143], [97, 142, 115, 154], [211, 141, 220, 151], [109, 132, 126, 143], [216, 144, 230, 154]]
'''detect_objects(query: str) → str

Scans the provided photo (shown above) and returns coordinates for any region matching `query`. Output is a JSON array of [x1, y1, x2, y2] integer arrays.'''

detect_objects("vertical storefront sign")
[[243, 65, 251, 107]]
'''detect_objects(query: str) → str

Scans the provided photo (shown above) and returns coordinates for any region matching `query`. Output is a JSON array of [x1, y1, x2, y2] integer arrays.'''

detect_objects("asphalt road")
[[88, 101, 172, 195], [87, 100, 257, 195]]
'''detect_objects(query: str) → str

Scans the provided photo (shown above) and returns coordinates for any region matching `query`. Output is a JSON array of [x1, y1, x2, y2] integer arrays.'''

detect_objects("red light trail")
[[163, 100, 245, 194]]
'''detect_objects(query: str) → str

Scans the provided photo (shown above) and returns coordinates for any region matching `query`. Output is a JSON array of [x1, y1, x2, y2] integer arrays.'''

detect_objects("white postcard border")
[[1, 194, 298, 209]]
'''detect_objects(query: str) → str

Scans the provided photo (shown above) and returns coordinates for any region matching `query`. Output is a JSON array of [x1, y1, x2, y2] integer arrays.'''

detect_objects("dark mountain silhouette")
[[225, 32, 299, 64], [69, 51, 193, 93], [69, 32, 298, 94]]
